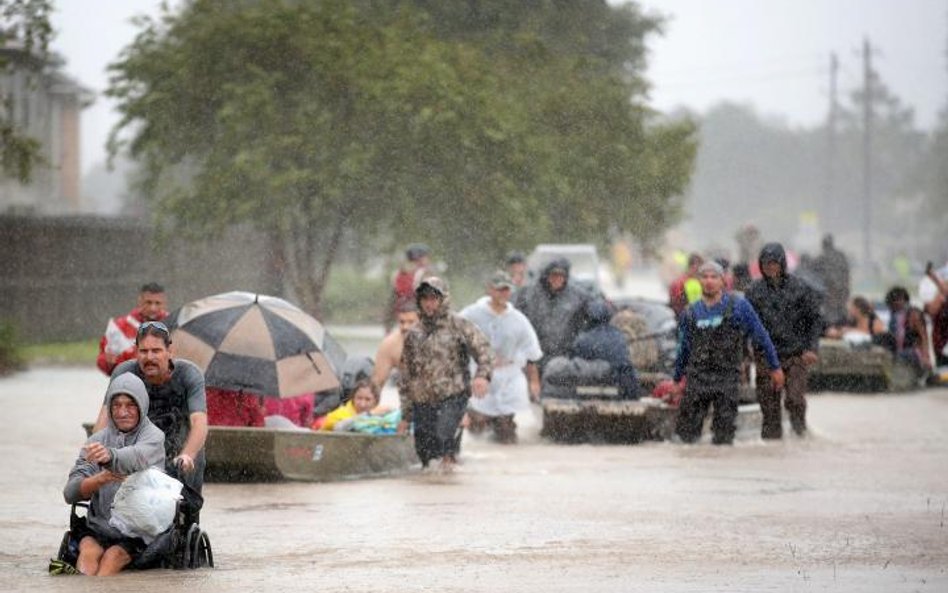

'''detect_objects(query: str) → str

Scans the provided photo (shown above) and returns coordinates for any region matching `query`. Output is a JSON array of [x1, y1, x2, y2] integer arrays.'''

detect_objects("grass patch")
[[320, 266, 486, 325], [0, 320, 25, 375], [22, 340, 98, 367]]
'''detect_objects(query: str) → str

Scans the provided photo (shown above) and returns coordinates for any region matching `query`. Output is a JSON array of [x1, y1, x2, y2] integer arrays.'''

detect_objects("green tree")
[[108, 0, 695, 314], [0, 0, 52, 182]]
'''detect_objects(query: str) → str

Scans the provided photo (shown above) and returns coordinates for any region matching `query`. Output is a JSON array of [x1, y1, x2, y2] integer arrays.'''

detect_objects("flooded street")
[[2, 366, 947, 592]]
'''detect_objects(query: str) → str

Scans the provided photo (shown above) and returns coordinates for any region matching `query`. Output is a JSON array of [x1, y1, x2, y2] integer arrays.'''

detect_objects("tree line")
[[104, 0, 696, 314], [681, 69, 947, 267]]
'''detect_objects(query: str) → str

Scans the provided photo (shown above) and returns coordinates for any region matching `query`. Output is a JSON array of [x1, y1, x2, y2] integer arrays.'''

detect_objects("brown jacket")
[[398, 306, 493, 422]]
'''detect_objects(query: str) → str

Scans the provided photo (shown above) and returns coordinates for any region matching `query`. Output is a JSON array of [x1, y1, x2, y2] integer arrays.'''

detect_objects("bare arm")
[[526, 362, 541, 402], [78, 470, 122, 500], [371, 334, 399, 389], [175, 411, 208, 473], [180, 412, 208, 459], [64, 449, 121, 504], [924, 266, 947, 317]]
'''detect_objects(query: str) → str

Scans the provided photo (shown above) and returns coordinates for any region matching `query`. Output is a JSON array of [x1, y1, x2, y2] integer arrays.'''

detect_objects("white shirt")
[[460, 296, 542, 415]]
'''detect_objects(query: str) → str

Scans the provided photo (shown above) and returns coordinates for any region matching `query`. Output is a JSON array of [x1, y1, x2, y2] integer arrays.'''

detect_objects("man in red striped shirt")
[[96, 283, 169, 376]]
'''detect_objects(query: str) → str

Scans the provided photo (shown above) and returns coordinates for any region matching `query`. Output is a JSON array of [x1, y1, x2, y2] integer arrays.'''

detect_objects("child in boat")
[[313, 380, 392, 431]]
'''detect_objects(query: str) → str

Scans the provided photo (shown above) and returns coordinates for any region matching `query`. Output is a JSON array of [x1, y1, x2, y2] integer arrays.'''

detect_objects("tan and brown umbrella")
[[169, 291, 346, 398]]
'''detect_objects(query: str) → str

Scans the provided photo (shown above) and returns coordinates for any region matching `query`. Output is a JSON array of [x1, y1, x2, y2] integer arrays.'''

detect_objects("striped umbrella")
[[169, 291, 346, 398]]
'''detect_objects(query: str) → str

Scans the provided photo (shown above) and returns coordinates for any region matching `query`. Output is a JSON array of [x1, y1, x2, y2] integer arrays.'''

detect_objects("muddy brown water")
[[2, 366, 947, 592]]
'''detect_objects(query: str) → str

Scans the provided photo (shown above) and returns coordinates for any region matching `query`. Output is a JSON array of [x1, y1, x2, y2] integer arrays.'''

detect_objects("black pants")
[[412, 393, 468, 466], [756, 355, 808, 438], [675, 383, 738, 445]]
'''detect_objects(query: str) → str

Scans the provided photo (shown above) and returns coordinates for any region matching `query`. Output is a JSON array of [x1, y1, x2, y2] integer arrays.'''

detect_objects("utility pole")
[[824, 52, 838, 230], [861, 38, 874, 267]]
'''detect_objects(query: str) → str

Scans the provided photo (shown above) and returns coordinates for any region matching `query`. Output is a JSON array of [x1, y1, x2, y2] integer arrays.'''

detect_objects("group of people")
[[826, 263, 948, 377], [670, 243, 821, 444], [380, 245, 639, 469], [386, 239, 828, 464], [669, 236, 948, 446], [66, 238, 945, 575]]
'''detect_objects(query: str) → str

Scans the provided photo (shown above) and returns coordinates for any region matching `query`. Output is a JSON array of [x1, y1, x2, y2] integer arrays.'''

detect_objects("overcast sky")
[[50, 0, 947, 175]]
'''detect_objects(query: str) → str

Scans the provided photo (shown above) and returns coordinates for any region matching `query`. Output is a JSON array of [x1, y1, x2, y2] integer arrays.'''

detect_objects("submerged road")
[[1, 366, 946, 592]]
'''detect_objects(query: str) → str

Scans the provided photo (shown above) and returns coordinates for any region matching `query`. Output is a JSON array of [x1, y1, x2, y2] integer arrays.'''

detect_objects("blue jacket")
[[673, 293, 780, 382], [571, 301, 639, 398]]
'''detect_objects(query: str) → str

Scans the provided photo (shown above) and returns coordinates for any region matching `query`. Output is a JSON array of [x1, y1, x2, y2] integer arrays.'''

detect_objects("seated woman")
[[62, 373, 165, 576], [883, 286, 931, 374], [571, 300, 640, 399], [314, 380, 390, 431], [826, 296, 886, 344]]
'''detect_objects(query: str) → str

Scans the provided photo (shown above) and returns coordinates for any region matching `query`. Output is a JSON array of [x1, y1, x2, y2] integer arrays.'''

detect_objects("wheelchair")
[[56, 500, 214, 571]]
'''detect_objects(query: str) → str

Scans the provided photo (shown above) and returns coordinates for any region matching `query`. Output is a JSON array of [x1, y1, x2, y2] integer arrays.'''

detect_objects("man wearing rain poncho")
[[62, 373, 165, 576], [460, 270, 542, 443]]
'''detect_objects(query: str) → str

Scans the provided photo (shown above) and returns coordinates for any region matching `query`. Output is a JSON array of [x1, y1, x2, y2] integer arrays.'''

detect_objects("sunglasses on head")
[[137, 320, 170, 339]]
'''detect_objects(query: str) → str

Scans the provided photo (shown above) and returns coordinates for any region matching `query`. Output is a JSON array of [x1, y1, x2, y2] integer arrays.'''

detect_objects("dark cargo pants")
[[756, 355, 808, 438], [675, 383, 739, 445], [412, 392, 469, 466]]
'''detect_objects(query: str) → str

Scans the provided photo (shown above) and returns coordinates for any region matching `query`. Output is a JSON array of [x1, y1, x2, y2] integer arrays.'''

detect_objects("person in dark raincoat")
[[746, 243, 823, 438], [571, 299, 639, 399], [812, 234, 851, 327], [514, 258, 591, 373]]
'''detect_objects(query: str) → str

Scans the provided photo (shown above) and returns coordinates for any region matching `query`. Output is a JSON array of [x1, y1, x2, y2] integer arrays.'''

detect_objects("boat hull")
[[205, 427, 417, 482], [540, 397, 761, 444], [83, 423, 418, 482]]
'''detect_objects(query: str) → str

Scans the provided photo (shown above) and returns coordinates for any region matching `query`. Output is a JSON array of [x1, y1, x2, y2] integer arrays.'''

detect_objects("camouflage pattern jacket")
[[398, 309, 493, 422]]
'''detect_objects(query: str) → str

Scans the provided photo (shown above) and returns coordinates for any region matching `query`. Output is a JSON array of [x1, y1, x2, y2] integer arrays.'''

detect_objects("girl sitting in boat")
[[312, 380, 398, 433]]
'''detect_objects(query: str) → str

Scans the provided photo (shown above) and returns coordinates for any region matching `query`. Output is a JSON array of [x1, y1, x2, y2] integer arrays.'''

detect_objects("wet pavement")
[[2, 366, 947, 592]]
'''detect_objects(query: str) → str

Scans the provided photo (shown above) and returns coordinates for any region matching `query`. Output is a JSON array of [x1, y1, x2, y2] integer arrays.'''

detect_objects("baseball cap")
[[488, 270, 514, 290]]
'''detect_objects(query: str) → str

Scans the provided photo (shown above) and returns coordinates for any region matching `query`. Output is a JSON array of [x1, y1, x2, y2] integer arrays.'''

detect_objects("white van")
[[526, 244, 601, 296]]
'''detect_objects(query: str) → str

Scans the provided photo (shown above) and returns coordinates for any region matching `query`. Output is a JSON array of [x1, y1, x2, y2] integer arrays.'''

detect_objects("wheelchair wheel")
[[189, 528, 213, 568]]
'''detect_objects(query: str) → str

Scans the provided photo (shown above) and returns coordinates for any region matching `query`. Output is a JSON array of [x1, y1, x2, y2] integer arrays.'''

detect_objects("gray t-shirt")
[[109, 359, 207, 459], [110, 359, 207, 414]]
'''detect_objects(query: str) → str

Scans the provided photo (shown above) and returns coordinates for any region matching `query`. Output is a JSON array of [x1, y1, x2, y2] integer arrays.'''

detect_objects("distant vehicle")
[[526, 244, 601, 296]]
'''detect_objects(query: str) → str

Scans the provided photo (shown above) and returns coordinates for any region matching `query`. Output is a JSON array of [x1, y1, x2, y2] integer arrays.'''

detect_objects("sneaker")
[[48, 559, 80, 576]]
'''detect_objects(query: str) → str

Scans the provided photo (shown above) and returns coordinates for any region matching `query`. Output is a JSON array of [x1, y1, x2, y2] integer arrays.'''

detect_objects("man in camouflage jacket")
[[398, 277, 493, 470]]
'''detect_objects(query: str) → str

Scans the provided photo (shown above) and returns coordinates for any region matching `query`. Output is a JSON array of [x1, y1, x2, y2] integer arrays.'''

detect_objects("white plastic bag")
[[109, 468, 183, 543]]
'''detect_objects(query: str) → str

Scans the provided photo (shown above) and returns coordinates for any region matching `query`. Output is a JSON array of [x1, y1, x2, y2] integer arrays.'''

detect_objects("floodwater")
[[2, 366, 947, 592]]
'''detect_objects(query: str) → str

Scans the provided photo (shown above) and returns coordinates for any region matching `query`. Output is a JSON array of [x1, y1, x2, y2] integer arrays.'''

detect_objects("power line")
[[656, 65, 827, 89], [649, 52, 826, 77]]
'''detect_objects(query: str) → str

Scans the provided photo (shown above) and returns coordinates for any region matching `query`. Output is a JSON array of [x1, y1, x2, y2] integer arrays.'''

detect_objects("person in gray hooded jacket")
[[514, 258, 591, 373], [63, 373, 165, 576]]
